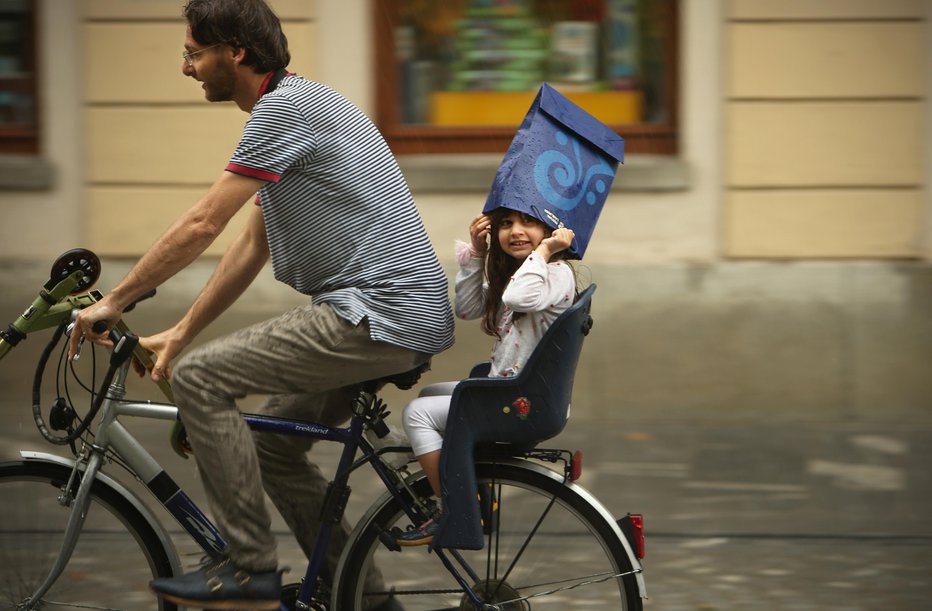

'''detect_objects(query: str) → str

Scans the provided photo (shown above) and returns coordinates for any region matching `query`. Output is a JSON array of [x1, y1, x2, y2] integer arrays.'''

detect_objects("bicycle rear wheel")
[[335, 461, 642, 610], [0, 459, 178, 611]]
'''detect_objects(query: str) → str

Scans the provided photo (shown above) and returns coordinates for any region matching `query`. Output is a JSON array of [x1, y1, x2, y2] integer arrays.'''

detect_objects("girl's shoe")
[[396, 519, 439, 547]]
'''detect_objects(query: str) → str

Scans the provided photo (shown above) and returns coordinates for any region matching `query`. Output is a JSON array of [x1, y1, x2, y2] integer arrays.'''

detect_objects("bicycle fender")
[[489, 459, 647, 599], [18, 451, 183, 578]]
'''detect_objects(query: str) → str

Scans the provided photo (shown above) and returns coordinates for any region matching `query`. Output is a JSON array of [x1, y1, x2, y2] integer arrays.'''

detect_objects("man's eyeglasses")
[[182, 43, 222, 67]]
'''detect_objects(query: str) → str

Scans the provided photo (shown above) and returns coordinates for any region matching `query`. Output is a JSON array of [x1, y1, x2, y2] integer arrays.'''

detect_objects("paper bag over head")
[[483, 83, 625, 259]]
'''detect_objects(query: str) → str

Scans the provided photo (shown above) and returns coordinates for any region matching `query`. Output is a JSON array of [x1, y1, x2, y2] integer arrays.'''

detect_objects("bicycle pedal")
[[379, 528, 403, 552]]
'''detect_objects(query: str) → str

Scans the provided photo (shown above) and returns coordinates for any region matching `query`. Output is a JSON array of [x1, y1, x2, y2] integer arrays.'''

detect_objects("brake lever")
[[109, 331, 139, 368], [65, 322, 87, 361]]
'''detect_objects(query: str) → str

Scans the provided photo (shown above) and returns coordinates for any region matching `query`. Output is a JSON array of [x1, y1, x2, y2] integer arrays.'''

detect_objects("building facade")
[[1, 0, 929, 417]]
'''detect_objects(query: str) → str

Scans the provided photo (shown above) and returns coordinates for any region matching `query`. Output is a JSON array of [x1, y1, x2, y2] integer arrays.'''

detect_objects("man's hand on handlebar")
[[68, 298, 123, 360], [133, 326, 189, 383]]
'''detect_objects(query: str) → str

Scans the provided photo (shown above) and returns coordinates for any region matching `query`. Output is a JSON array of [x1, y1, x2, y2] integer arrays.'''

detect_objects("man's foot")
[[149, 556, 281, 610], [395, 519, 439, 547]]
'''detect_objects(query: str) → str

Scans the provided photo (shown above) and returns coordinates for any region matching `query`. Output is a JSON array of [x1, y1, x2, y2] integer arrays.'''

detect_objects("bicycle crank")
[[460, 579, 530, 611]]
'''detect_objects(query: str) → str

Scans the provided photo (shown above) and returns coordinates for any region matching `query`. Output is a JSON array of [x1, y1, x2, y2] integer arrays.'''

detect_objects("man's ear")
[[230, 45, 247, 66]]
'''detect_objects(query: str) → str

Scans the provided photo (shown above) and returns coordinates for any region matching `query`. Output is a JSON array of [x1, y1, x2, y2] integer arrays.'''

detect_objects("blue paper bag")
[[483, 83, 624, 259]]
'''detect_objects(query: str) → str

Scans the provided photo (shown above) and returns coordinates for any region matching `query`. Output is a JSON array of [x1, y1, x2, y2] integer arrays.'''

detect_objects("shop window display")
[[375, 0, 677, 155]]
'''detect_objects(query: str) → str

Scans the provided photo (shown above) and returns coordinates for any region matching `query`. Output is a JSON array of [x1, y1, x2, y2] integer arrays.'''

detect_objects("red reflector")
[[570, 450, 583, 481], [628, 513, 645, 559]]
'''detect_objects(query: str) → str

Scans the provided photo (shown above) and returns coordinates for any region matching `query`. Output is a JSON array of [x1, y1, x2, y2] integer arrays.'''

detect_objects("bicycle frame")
[[21, 350, 490, 610]]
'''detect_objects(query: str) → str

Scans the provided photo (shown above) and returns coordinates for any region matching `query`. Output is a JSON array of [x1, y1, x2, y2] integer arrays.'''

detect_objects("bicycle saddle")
[[359, 360, 432, 393]]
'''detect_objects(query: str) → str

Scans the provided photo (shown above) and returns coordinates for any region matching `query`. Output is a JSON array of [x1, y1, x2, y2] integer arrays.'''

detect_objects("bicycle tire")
[[334, 461, 643, 610], [0, 459, 178, 611]]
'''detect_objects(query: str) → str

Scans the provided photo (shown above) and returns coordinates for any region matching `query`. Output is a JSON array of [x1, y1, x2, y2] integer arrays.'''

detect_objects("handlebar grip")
[[125, 289, 157, 313], [92, 320, 109, 334]]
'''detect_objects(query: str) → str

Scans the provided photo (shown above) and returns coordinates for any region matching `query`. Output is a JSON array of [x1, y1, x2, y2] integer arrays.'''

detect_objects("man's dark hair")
[[183, 0, 290, 73]]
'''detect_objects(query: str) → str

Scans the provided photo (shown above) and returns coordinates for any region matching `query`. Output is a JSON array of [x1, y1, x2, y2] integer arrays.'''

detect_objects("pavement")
[[0, 265, 930, 610]]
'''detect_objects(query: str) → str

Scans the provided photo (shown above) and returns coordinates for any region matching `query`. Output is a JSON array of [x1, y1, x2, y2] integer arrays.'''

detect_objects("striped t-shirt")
[[226, 73, 454, 355]]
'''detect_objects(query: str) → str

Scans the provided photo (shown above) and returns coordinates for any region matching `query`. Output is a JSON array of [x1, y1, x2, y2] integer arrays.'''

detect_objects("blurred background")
[[1, 0, 929, 418], [0, 1, 930, 608]]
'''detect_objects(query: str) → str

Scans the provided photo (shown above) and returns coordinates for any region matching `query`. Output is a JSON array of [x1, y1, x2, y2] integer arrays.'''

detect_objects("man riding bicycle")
[[68, 1, 454, 608]]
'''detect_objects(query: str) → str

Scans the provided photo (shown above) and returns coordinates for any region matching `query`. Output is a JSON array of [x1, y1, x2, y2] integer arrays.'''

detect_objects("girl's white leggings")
[[401, 381, 459, 457]]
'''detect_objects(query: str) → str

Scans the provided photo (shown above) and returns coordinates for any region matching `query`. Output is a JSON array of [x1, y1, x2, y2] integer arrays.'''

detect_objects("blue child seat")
[[431, 284, 597, 550]]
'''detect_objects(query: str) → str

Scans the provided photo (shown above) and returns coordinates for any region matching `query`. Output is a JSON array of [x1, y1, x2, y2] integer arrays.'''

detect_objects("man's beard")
[[204, 61, 236, 102]]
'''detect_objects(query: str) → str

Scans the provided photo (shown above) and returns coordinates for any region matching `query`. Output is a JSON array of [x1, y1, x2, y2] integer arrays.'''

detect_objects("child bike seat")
[[432, 285, 596, 550]]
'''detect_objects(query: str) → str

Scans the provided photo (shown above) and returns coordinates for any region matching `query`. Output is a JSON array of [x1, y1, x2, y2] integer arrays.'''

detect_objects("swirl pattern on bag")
[[533, 130, 615, 211]]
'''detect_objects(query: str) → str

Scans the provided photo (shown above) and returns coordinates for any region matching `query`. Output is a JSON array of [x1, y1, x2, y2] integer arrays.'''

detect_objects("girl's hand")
[[468, 214, 492, 254], [538, 227, 575, 260]]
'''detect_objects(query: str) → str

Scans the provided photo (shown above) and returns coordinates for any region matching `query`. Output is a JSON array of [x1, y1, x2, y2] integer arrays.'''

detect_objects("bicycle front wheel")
[[0, 459, 178, 611], [335, 461, 643, 610]]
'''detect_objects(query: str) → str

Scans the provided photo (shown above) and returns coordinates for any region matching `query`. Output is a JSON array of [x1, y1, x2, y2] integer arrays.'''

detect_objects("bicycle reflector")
[[570, 450, 583, 481], [618, 513, 645, 559]]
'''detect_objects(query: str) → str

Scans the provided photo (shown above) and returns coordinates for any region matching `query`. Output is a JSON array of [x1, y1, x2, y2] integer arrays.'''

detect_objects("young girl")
[[397, 207, 577, 546]]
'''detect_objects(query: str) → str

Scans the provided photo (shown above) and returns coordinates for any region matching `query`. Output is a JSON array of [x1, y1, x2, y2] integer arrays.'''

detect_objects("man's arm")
[[139, 205, 270, 381], [109, 171, 264, 310], [172, 204, 270, 342], [69, 171, 263, 357]]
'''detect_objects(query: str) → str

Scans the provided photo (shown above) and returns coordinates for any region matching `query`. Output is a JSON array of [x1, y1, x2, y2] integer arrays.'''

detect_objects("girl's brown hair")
[[480, 208, 575, 337]]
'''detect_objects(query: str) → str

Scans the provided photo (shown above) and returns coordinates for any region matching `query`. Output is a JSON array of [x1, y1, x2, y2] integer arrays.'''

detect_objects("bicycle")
[[0, 248, 646, 610]]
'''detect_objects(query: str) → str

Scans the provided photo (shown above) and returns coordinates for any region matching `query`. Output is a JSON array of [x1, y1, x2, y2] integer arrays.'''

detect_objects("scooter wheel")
[[50, 248, 101, 294]]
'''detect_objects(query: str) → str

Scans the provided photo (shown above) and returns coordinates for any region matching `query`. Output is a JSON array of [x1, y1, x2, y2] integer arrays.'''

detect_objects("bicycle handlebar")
[[4, 251, 180, 455], [0, 263, 172, 400], [88, 288, 157, 339], [0, 270, 89, 360]]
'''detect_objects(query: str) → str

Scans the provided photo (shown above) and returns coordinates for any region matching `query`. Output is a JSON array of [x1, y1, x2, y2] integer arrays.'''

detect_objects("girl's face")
[[497, 211, 548, 261]]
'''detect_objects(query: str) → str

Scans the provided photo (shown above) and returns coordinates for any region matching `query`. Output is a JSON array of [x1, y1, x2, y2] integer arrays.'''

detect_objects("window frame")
[[0, 0, 39, 154], [372, 0, 679, 156]]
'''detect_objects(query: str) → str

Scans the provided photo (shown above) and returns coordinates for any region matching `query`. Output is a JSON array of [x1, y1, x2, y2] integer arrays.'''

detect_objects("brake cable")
[[31, 323, 138, 446]]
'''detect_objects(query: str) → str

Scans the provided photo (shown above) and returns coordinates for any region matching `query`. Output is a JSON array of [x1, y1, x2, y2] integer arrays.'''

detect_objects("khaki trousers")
[[171, 302, 430, 596]]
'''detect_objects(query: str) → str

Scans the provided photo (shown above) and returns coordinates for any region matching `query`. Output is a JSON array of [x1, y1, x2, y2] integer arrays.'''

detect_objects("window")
[[374, 0, 678, 155], [0, 0, 37, 154]]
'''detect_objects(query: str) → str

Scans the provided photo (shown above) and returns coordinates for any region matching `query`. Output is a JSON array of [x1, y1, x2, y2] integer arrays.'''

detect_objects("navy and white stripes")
[[227, 75, 454, 354]]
